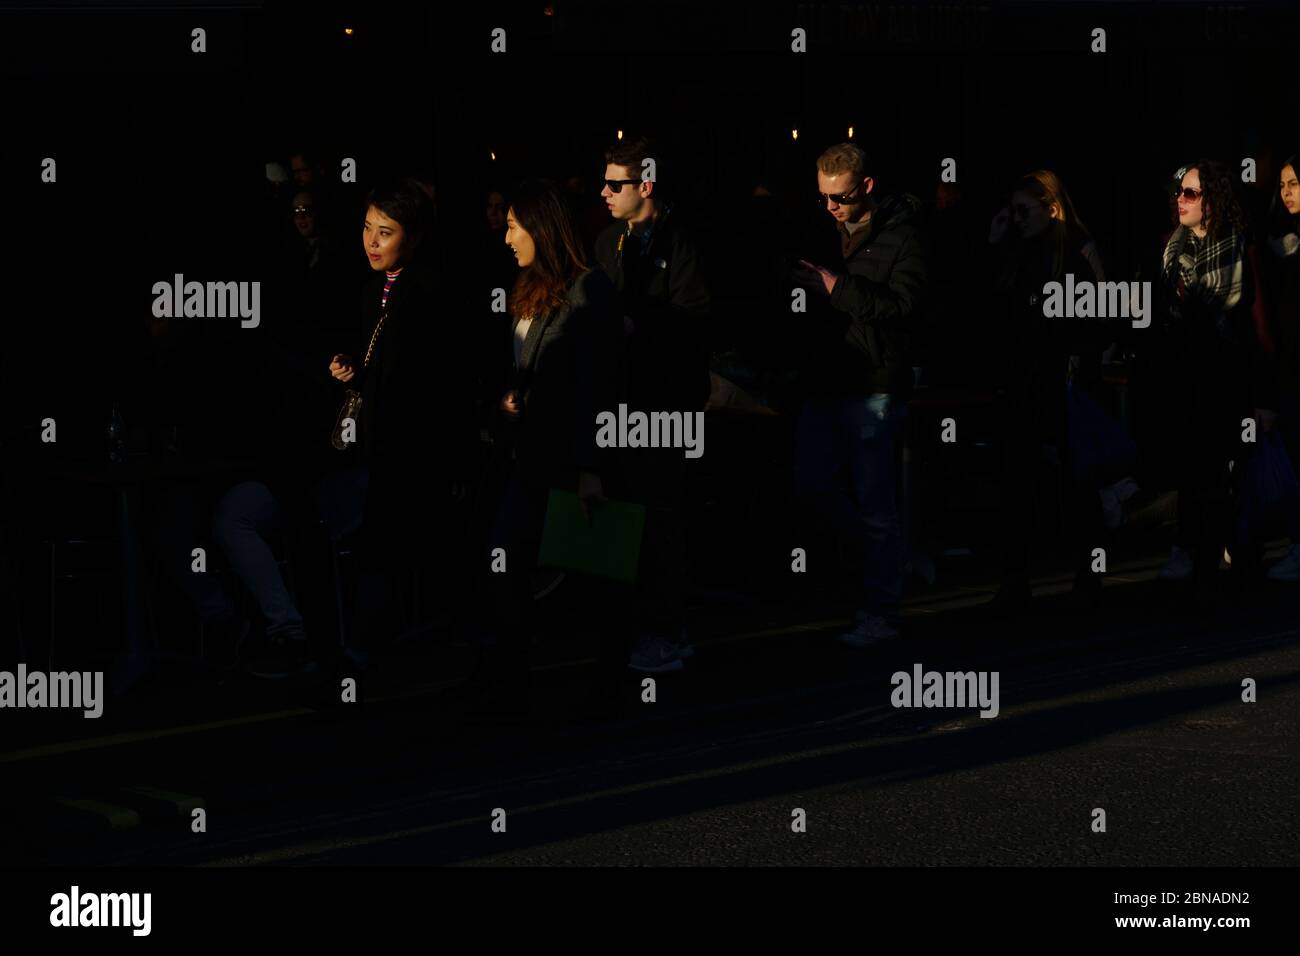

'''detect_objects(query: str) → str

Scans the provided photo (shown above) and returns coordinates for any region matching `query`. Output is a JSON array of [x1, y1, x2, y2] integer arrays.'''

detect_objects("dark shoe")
[[244, 634, 318, 679]]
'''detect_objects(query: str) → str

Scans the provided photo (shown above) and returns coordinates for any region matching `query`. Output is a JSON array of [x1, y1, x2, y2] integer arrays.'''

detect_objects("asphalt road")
[[4, 544, 1298, 867]]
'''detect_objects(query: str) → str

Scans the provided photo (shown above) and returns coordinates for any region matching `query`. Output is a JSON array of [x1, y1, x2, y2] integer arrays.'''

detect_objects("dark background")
[[3, 0, 1294, 431]]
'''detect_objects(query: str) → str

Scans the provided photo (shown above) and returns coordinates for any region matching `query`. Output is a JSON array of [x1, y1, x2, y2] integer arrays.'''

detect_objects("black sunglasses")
[[818, 181, 865, 206], [604, 179, 641, 193], [1173, 187, 1203, 201]]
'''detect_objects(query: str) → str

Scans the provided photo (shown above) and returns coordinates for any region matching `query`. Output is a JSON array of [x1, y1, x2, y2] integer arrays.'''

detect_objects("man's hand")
[[794, 259, 838, 296], [500, 389, 521, 419], [577, 470, 607, 526]]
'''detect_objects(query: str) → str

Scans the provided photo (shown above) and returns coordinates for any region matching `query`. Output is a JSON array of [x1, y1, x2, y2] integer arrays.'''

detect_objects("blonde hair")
[[817, 143, 869, 183]]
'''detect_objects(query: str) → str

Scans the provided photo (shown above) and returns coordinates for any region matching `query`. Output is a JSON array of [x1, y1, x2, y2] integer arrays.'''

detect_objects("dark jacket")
[[1261, 231, 1300, 406], [342, 261, 477, 558], [508, 269, 623, 492], [990, 220, 1112, 438], [806, 192, 930, 400], [1146, 229, 1261, 443], [594, 205, 711, 412]]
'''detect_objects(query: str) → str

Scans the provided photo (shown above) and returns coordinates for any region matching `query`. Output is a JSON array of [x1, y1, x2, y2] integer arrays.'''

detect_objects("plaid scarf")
[[1162, 225, 1245, 331]]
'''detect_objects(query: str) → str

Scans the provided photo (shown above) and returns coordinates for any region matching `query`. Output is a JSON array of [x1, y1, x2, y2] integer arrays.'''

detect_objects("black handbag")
[[330, 309, 388, 450]]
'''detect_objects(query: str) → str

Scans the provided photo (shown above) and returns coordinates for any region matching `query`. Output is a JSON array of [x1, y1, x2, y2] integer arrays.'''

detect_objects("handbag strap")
[[362, 309, 388, 368]]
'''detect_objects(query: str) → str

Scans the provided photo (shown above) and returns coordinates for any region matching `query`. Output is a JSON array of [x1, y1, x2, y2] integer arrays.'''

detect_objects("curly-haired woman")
[[1152, 160, 1265, 600]]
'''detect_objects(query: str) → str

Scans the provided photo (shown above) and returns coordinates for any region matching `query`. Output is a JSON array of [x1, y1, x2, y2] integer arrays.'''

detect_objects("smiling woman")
[[321, 178, 478, 670]]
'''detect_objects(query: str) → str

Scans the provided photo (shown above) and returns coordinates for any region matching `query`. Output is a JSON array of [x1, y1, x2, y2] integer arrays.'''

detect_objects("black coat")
[[989, 221, 1108, 441], [594, 206, 711, 412], [507, 269, 623, 492], [805, 193, 930, 400], [1262, 238, 1300, 405], [341, 261, 477, 561]]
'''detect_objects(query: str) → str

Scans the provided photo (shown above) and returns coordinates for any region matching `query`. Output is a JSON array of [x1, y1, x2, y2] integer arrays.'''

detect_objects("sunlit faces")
[[1281, 164, 1299, 216], [1177, 168, 1206, 235], [362, 206, 406, 271], [817, 169, 872, 223], [505, 208, 536, 267], [1010, 190, 1053, 240], [601, 163, 651, 221]]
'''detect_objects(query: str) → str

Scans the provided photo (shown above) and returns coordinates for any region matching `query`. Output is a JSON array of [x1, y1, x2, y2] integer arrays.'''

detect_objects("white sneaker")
[[1266, 543, 1300, 582], [837, 615, 901, 649], [1157, 545, 1193, 581]]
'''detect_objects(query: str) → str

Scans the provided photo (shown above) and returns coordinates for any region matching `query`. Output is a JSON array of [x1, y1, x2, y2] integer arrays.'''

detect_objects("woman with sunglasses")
[[1151, 161, 1262, 600], [468, 178, 622, 713]]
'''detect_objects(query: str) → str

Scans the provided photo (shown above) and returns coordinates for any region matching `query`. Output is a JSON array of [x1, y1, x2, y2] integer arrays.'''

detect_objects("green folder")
[[537, 489, 645, 584]]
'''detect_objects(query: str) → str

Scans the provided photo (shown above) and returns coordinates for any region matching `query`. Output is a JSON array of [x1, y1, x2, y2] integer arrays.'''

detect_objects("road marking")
[[199, 732, 912, 866], [53, 798, 141, 830], [0, 708, 314, 765], [119, 786, 206, 815]]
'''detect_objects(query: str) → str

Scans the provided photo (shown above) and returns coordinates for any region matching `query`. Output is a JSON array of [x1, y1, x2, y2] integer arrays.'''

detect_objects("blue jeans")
[[212, 465, 368, 638], [794, 393, 905, 622]]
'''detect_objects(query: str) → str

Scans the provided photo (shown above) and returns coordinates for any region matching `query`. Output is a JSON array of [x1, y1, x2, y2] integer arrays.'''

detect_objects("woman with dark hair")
[[1151, 160, 1263, 599], [329, 177, 477, 668], [470, 178, 622, 710], [1258, 155, 1300, 580]]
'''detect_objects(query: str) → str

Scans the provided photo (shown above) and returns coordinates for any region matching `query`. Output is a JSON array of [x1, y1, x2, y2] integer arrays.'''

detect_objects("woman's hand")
[[330, 354, 355, 383], [500, 389, 521, 418], [577, 470, 607, 525]]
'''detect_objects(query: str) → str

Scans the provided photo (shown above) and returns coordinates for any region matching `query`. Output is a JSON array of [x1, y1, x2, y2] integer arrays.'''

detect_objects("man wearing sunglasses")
[[792, 143, 930, 649], [594, 135, 711, 677]]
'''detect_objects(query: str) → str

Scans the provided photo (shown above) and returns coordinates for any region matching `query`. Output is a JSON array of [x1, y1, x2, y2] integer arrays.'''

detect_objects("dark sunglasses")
[[1174, 187, 1203, 201], [604, 179, 641, 193], [817, 181, 865, 206]]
